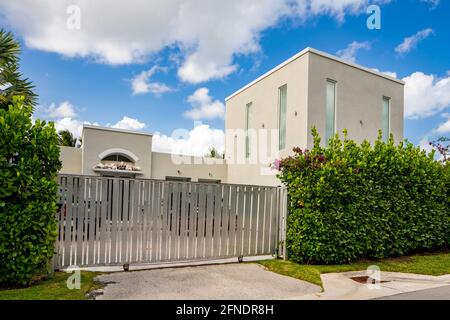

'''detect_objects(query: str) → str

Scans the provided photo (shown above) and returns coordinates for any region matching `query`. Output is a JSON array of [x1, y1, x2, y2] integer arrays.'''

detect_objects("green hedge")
[[277, 128, 450, 264], [0, 97, 61, 286]]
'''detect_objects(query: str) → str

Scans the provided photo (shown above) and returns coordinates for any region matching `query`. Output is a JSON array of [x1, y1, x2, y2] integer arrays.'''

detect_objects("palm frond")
[[0, 29, 20, 68], [0, 29, 37, 110]]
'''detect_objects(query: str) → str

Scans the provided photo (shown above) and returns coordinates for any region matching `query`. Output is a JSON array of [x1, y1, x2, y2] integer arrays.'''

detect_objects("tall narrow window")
[[278, 85, 287, 150], [245, 102, 252, 158], [325, 79, 336, 145], [382, 97, 390, 142]]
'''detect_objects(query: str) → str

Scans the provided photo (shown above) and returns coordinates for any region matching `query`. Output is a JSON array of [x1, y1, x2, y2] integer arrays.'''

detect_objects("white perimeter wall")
[[151, 152, 227, 182], [59, 146, 82, 175]]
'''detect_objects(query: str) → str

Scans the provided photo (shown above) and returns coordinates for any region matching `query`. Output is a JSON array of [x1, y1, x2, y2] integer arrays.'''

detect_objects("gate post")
[[282, 188, 288, 260], [52, 190, 63, 272], [277, 187, 288, 260], [51, 210, 59, 273]]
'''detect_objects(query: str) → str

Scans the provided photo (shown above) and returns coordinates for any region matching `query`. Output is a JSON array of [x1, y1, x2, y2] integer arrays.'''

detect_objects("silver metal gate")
[[54, 174, 287, 268]]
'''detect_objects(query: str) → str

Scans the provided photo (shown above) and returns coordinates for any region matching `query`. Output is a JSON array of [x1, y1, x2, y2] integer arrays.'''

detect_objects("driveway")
[[94, 263, 320, 300]]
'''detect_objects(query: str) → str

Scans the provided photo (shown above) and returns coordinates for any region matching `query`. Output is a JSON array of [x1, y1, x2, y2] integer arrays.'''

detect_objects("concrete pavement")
[[299, 271, 450, 300], [94, 263, 320, 300]]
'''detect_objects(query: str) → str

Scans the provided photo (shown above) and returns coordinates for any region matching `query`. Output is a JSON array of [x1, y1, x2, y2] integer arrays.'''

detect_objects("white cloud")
[[152, 124, 224, 156], [0, 0, 390, 84], [37, 101, 84, 136], [403, 71, 450, 119], [46, 101, 76, 118], [55, 116, 145, 136], [395, 28, 434, 54], [131, 66, 173, 95], [52, 117, 100, 137], [292, 0, 391, 22], [53, 117, 84, 137], [381, 71, 397, 78], [55, 116, 146, 136], [38, 101, 147, 136], [111, 116, 146, 130], [371, 68, 397, 79], [420, 0, 440, 9], [419, 136, 434, 154], [178, 57, 238, 84], [145, 83, 173, 95], [184, 88, 225, 120], [336, 41, 371, 63], [434, 115, 450, 134]]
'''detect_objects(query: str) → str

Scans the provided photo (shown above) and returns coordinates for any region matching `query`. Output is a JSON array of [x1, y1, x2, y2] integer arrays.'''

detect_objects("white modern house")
[[225, 47, 404, 185], [59, 47, 404, 186]]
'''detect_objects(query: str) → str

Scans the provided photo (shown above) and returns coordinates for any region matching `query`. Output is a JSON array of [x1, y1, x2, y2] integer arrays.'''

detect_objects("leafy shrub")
[[277, 128, 450, 264], [0, 96, 61, 286]]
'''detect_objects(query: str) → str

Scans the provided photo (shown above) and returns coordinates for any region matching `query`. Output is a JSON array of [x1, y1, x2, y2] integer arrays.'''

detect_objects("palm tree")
[[0, 29, 37, 110], [58, 130, 78, 147]]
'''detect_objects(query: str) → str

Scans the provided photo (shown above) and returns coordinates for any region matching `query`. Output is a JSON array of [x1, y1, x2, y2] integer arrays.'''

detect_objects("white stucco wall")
[[59, 146, 82, 174], [151, 152, 227, 182], [307, 51, 404, 148], [81, 125, 153, 178], [225, 52, 309, 186]]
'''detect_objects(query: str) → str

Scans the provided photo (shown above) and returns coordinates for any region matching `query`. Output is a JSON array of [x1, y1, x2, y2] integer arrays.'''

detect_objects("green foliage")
[[0, 96, 61, 286], [205, 147, 223, 159], [0, 272, 102, 300], [277, 128, 450, 264], [0, 29, 37, 110], [58, 129, 78, 147]]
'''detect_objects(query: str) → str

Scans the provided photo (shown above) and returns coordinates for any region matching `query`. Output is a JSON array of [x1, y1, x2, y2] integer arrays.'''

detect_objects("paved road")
[[374, 285, 450, 300], [95, 263, 320, 300]]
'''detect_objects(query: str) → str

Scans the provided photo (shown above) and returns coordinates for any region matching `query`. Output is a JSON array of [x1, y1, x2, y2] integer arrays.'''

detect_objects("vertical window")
[[382, 97, 390, 142], [325, 79, 336, 145], [245, 102, 252, 158], [278, 84, 287, 150]]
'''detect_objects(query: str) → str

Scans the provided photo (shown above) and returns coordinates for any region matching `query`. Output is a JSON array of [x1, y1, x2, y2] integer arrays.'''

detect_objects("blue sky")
[[1, 0, 449, 154]]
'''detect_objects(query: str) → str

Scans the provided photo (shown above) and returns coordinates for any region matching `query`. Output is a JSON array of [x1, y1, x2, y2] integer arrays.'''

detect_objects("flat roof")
[[82, 124, 153, 137], [225, 47, 404, 101]]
